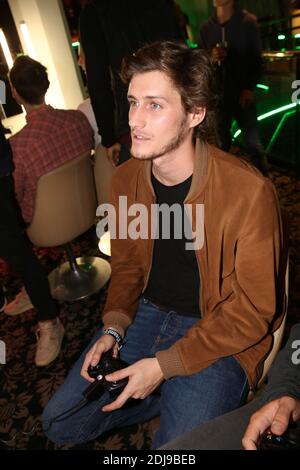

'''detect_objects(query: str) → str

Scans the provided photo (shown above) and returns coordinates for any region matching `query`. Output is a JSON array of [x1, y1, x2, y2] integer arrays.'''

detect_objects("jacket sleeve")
[[79, 5, 116, 147], [156, 179, 284, 380], [256, 323, 300, 404], [101, 172, 145, 336]]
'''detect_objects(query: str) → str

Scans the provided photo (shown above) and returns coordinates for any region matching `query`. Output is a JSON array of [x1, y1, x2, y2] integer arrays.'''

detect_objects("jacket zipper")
[[142, 236, 155, 293], [186, 198, 205, 316], [142, 194, 156, 293], [196, 250, 204, 317]]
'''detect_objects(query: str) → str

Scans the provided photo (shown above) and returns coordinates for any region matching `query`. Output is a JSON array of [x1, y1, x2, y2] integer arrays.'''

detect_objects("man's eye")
[[150, 103, 161, 110], [129, 100, 138, 107]]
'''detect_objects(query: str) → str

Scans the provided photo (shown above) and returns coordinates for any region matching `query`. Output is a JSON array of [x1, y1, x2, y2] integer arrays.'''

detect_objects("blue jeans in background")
[[42, 298, 248, 448]]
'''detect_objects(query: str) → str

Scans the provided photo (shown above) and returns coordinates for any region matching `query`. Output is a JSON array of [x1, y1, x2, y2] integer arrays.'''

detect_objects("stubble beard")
[[130, 115, 190, 161]]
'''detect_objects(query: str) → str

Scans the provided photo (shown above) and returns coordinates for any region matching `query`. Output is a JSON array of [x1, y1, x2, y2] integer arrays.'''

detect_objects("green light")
[[233, 129, 242, 139], [278, 35, 286, 40], [266, 110, 295, 153], [257, 103, 297, 121], [256, 84, 270, 91], [72, 41, 80, 47], [233, 102, 298, 140], [294, 34, 300, 39], [186, 39, 198, 49]]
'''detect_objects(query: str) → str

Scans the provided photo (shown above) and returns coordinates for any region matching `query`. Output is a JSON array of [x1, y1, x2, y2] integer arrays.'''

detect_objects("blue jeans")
[[42, 298, 248, 448]]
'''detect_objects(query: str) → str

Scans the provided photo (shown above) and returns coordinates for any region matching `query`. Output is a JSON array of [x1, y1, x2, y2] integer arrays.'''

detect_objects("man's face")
[[128, 70, 194, 161]]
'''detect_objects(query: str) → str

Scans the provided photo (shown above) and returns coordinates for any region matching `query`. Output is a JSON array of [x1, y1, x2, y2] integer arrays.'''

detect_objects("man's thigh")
[[153, 355, 248, 448]]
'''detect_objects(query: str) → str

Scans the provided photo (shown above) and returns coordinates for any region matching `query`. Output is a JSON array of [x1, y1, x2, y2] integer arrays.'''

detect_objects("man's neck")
[[151, 139, 195, 186], [24, 101, 46, 114], [216, 3, 235, 25]]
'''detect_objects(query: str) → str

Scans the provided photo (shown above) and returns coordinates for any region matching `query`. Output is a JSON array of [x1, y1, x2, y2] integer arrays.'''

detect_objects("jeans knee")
[[41, 400, 68, 444]]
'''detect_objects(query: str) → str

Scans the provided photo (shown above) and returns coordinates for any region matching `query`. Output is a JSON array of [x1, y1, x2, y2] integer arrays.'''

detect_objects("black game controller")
[[258, 426, 300, 450], [83, 351, 129, 402]]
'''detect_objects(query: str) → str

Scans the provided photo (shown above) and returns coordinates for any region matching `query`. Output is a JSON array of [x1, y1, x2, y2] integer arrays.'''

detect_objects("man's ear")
[[189, 107, 206, 129]]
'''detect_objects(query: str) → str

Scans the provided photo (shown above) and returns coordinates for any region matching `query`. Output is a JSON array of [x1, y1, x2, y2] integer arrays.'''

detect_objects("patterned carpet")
[[0, 164, 299, 450]]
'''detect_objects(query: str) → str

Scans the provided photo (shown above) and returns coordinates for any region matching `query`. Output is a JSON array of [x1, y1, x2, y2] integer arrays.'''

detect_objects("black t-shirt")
[[144, 173, 200, 317]]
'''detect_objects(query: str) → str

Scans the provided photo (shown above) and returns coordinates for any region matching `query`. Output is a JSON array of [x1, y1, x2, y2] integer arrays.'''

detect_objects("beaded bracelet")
[[102, 328, 123, 348]]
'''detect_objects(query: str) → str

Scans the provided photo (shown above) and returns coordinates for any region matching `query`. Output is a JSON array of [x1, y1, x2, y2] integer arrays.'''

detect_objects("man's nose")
[[129, 106, 146, 129]]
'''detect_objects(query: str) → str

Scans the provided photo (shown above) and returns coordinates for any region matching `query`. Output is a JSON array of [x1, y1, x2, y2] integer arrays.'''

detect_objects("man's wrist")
[[102, 327, 123, 348]]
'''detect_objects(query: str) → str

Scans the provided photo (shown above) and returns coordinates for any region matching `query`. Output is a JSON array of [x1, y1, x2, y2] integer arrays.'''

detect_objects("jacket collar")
[[141, 139, 211, 202]]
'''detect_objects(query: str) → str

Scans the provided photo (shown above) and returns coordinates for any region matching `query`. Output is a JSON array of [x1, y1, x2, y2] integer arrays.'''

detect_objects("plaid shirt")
[[10, 105, 94, 223]]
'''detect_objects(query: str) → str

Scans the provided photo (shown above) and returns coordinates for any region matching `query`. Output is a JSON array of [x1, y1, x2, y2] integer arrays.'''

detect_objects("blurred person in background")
[[0, 120, 63, 367], [9, 55, 93, 226], [198, 0, 268, 176], [80, 0, 184, 167], [1, 55, 94, 366]]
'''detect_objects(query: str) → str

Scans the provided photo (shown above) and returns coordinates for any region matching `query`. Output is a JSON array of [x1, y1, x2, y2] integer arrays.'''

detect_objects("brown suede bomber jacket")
[[101, 140, 286, 390]]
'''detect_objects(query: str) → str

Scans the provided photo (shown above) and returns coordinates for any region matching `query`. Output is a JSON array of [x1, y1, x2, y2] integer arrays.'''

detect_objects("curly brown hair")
[[121, 41, 219, 143]]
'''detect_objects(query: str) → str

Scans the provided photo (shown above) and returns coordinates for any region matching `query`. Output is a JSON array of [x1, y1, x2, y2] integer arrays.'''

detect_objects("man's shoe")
[[4, 288, 33, 315], [35, 318, 64, 367]]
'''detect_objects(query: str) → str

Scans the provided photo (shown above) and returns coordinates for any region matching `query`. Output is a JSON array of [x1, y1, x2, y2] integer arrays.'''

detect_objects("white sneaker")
[[35, 318, 64, 367], [4, 288, 33, 316]]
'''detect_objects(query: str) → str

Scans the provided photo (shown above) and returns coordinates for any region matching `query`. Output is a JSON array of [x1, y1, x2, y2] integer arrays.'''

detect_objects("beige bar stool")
[[93, 144, 115, 206], [27, 152, 111, 302]]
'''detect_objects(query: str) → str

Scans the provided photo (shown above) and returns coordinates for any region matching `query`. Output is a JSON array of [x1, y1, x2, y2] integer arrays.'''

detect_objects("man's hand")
[[80, 334, 118, 382], [102, 357, 164, 412], [239, 89, 253, 108], [242, 396, 300, 450], [211, 45, 227, 64], [106, 143, 121, 167]]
